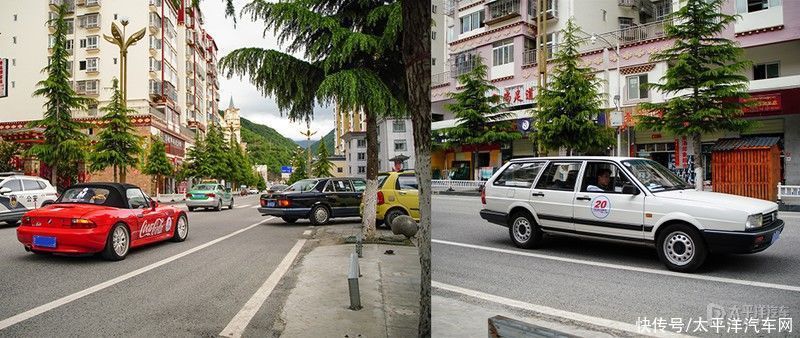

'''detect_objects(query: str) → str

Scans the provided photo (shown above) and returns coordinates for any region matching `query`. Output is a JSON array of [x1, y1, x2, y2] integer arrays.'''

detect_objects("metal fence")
[[778, 184, 800, 200], [432, 179, 485, 191]]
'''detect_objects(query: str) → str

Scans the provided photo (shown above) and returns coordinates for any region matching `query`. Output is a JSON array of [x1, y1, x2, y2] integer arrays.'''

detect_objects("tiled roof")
[[712, 137, 780, 151]]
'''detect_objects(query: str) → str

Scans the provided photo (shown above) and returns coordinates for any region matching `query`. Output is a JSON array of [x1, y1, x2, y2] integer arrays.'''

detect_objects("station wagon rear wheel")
[[310, 206, 330, 225], [509, 212, 543, 249], [657, 224, 707, 272]]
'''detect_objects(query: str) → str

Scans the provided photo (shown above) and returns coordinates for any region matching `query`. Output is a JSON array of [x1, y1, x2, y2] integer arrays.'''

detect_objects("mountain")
[[295, 139, 313, 148], [309, 129, 336, 155], [240, 117, 301, 178]]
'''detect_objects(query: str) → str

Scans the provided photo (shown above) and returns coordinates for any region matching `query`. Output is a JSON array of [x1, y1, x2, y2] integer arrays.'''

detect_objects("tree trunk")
[[113, 164, 118, 183], [402, 0, 432, 336], [362, 109, 379, 241], [51, 165, 58, 190], [692, 132, 703, 190]]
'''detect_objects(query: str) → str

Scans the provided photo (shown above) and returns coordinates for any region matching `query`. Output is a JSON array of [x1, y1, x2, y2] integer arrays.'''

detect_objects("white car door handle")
[[576, 196, 591, 201]]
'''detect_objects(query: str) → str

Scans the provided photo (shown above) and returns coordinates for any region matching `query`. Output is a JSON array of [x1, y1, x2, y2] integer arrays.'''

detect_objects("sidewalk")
[[279, 224, 421, 338]]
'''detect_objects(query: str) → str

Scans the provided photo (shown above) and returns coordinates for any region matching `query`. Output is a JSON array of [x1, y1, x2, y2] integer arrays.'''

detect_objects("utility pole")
[[299, 120, 317, 177], [535, 0, 548, 156]]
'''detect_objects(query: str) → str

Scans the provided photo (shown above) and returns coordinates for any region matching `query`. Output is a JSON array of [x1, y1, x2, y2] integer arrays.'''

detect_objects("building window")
[[432, 58, 436, 66], [492, 39, 514, 66], [394, 140, 407, 151], [65, 19, 74, 34], [11, 59, 15, 66], [626, 74, 649, 100], [79, 13, 100, 29], [453, 51, 478, 76], [460, 10, 484, 34], [10, 81, 14, 88], [113, 58, 117, 65], [357, 139, 367, 148], [86, 35, 98, 49], [358, 166, 366, 174], [654, 0, 672, 19], [618, 17, 634, 30], [337, 167, 343, 173], [392, 120, 406, 133], [737, 0, 781, 14], [66, 39, 74, 51], [79, 60, 87, 70], [86, 58, 99, 72], [13, 14, 17, 21], [432, 4, 437, 13], [544, 33, 557, 59], [753, 62, 779, 80], [12, 36, 17, 44], [357, 152, 366, 161]]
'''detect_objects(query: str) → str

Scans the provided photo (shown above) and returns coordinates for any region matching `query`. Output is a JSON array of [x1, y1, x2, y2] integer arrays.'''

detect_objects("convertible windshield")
[[622, 159, 691, 192], [193, 184, 217, 191], [284, 179, 319, 192]]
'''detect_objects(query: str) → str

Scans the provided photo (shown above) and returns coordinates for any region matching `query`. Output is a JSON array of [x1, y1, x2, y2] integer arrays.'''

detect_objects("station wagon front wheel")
[[509, 212, 543, 249], [657, 224, 707, 273]]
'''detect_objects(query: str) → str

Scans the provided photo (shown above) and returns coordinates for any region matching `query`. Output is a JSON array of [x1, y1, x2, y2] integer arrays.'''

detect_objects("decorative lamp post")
[[299, 120, 317, 177], [103, 18, 145, 108]]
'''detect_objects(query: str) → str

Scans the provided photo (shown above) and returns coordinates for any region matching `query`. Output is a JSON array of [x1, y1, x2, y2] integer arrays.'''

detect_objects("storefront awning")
[[432, 109, 533, 131]]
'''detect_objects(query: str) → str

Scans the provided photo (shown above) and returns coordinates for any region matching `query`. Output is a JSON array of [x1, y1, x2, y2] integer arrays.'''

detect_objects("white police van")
[[0, 173, 58, 225], [479, 157, 784, 272]]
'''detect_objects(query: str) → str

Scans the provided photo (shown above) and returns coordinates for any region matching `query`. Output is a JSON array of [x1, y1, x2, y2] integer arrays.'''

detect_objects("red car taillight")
[[186, 193, 192, 198], [206, 193, 216, 198], [278, 199, 291, 207], [481, 187, 486, 205], [377, 191, 385, 205], [70, 218, 97, 228], [20, 216, 32, 226], [260, 199, 267, 207]]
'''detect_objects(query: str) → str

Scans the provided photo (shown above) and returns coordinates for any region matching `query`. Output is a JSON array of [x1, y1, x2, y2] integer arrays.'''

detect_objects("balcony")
[[522, 45, 556, 66], [149, 106, 167, 123], [485, 0, 520, 25], [527, 0, 557, 20], [78, 13, 100, 30], [735, 5, 784, 34], [186, 61, 194, 74], [748, 74, 800, 92], [187, 93, 195, 107], [149, 13, 161, 33], [149, 0, 161, 11], [450, 53, 478, 78], [50, 0, 75, 13], [149, 80, 177, 102], [84, 0, 100, 8], [432, 71, 451, 87], [578, 17, 672, 54]]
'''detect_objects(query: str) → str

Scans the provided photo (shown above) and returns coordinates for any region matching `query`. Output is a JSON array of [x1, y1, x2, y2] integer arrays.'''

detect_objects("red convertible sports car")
[[16, 182, 188, 260]]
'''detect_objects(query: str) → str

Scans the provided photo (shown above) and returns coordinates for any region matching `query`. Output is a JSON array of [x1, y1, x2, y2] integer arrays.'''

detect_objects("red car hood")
[[25, 203, 117, 227]]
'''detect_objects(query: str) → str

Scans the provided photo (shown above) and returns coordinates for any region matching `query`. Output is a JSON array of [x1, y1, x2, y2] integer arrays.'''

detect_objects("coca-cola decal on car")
[[139, 216, 173, 238]]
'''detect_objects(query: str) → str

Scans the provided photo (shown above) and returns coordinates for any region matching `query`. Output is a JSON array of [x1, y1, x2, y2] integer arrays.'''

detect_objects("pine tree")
[[141, 137, 173, 195], [219, 0, 405, 240], [441, 57, 521, 178], [638, 0, 751, 189], [204, 125, 231, 182], [28, 3, 94, 188], [311, 142, 333, 178], [287, 149, 308, 185], [0, 140, 20, 173], [88, 79, 142, 183], [183, 135, 211, 179], [535, 19, 614, 156]]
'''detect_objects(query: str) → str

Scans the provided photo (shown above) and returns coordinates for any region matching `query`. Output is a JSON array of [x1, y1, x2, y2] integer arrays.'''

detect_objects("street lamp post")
[[299, 121, 317, 177], [103, 18, 145, 108], [590, 33, 622, 156]]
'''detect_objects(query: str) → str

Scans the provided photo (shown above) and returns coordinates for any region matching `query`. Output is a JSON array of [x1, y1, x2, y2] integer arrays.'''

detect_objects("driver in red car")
[[16, 182, 189, 261]]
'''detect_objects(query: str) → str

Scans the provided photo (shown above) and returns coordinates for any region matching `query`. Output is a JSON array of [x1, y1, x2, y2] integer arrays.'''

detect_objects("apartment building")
[[431, 0, 800, 185], [0, 0, 223, 193]]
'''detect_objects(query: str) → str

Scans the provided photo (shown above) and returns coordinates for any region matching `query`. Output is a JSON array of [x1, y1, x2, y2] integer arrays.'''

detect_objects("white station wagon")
[[479, 157, 784, 272]]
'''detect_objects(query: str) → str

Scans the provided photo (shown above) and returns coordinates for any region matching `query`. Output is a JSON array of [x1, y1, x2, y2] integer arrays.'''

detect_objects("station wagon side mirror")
[[0, 187, 10, 195], [622, 184, 640, 196]]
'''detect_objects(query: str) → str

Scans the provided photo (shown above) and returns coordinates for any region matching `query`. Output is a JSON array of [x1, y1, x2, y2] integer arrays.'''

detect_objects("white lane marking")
[[235, 205, 251, 209], [432, 195, 480, 202], [779, 213, 800, 219], [250, 205, 260, 209], [302, 230, 312, 236], [432, 281, 689, 338], [433, 239, 800, 293], [0, 217, 275, 331], [219, 239, 307, 338]]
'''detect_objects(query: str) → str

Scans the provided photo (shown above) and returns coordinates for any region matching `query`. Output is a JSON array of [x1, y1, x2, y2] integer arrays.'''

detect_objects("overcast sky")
[[201, 0, 335, 141]]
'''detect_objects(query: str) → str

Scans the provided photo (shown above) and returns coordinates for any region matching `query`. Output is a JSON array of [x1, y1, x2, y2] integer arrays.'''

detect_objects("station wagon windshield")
[[193, 184, 217, 191], [621, 159, 692, 192], [284, 179, 319, 192]]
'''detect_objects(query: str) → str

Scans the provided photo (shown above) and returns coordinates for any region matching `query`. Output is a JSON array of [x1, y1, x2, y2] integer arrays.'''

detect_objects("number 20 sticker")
[[591, 196, 611, 219]]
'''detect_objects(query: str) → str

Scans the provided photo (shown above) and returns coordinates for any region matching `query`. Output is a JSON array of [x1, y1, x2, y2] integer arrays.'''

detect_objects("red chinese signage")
[[675, 136, 688, 169], [497, 83, 537, 107], [743, 93, 782, 114]]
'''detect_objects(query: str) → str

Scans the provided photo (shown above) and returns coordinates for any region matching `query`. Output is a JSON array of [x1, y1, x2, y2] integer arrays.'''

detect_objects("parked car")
[[248, 188, 259, 194], [479, 157, 784, 272], [267, 184, 288, 194], [16, 182, 188, 260], [361, 170, 420, 227], [258, 178, 365, 224], [0, 173, 59, 225], [185, 183, 234, 211]]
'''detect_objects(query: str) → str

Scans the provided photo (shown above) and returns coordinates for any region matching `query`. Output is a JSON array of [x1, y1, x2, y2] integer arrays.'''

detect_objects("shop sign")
[[517, 118, 532, 135], [0, 58, 8, 98], [743, 93, 781, 114], [496, 83, 536, 107], [674, 136, 688, 169]]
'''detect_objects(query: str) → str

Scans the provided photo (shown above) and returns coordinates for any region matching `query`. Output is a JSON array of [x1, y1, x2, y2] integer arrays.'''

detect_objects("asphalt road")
[[0, 194, 313, 337], [432, 195, 800, 335]]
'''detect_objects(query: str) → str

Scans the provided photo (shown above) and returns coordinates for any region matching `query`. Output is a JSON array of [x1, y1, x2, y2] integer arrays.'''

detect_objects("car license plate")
[[33, 235, 56, 248], [267, 201, 276, 207], [193, 194, 205, 199], [772, 230, 780, 244]]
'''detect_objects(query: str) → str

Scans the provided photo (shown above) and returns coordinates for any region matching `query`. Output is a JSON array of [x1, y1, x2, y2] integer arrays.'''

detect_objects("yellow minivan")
[[363, 170, 420, 227]]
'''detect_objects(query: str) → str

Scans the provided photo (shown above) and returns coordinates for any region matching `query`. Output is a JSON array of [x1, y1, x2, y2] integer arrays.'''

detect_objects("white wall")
[[1, 2, 50, 122]]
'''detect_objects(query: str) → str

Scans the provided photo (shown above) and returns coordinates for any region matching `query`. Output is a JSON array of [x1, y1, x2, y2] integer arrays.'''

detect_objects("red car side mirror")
[[150, 200, 158, 209]]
